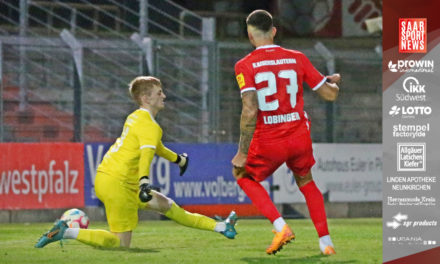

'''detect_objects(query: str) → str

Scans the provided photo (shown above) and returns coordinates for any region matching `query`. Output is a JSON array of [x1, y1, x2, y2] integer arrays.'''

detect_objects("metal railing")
[[0, 1, 382, 144], [0, 35, 382, 143], [0, 0, 217, 143]]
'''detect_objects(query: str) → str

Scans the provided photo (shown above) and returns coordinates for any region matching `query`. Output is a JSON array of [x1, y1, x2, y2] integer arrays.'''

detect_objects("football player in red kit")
[[231, 9, 341, 255]]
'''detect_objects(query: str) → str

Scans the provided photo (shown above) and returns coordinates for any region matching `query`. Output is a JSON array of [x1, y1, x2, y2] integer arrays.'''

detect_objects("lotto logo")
[[389, 106, 400, 116], [399, 18, 427, 53], [389, 105, 432, 118]]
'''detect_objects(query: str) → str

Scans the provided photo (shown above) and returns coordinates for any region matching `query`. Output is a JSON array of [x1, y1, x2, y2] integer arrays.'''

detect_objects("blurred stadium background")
[[0, 0, 382, 223]]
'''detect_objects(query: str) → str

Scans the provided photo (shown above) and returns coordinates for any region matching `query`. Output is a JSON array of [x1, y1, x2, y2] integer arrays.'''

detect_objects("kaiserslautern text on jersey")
[[252, 58, 296, 68]]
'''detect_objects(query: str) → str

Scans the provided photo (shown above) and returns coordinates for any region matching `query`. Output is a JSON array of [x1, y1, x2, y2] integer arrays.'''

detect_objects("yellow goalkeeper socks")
[[164, 202, 216, 231], [76, 229, 120, 248]]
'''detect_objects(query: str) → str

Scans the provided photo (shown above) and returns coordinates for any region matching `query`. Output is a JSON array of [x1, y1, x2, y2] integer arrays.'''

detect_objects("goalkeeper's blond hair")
[[129, 76, 162, 105]]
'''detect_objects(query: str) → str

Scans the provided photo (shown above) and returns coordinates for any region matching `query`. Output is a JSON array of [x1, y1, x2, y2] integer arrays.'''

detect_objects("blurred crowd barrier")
[[0, 0, 381, 144], [0, 36, 381, 144]]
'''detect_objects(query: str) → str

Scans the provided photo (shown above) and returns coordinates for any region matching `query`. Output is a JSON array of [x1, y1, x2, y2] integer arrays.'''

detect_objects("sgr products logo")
[[396, 76, 426, 102], [397, 143, 425, 171], [389, 105, 432, 118], [388, 60, 434, 73], [399, 18, 427, 53]]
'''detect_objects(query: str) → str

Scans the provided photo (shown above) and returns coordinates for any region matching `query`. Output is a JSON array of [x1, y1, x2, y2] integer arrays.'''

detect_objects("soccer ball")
[[60, 208, 90, 229]]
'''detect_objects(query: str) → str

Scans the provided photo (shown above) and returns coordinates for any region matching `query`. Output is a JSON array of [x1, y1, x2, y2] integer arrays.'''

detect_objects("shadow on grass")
[[96, 246, 159, 254], [242, 254, 359, 264]]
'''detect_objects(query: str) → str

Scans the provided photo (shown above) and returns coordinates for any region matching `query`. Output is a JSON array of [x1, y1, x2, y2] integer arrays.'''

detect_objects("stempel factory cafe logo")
[[399, 18, 427, 53], [393, 123, 430, 139]]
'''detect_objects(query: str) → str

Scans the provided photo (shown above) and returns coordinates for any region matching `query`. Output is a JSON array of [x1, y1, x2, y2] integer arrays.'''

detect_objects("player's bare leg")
[[144, 190, 237, 238], [294, 171, 335, 255]]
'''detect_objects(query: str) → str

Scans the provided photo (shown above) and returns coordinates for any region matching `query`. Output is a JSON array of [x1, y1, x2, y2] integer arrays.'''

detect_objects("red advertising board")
[[0, 143, 84, 209]]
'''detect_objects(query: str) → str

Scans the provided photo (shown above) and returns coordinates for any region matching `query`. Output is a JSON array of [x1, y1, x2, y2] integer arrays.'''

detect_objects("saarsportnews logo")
[[389, 105, 432, 118], [399, 18, 427, 53], [396, 76, 426, 102], [388, 60, 434, 73]]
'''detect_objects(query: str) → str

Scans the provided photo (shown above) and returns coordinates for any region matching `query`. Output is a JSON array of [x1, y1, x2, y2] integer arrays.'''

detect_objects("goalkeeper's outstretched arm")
[[156, 141, 189, 176], [156, 141, 178, 161]]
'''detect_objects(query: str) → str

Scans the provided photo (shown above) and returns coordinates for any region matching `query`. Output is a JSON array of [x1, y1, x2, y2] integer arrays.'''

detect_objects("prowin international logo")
[[388, 60, 434, 73], [389, 105, 432, 118], [396, 76, 427, 102]]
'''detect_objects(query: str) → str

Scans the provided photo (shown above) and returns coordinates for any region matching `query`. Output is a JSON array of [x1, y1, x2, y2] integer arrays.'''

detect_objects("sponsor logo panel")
[[388, 60, 434, 73], [0, 143, 85, 209], [389, 105, 432, 118], [399, 18, 427, 53], [397, 143, 426, 171]]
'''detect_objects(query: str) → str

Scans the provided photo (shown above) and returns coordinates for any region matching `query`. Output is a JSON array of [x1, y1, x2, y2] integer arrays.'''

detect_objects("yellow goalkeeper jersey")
[[97, 108, 177, 186]]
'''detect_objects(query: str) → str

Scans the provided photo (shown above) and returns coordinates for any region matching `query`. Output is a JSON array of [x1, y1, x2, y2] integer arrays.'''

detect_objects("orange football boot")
[[266, 224, 295, 255], [322, 245, 336, 255]]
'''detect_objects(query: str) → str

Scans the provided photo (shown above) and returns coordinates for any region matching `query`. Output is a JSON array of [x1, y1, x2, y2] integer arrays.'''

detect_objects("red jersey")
[[235, 45, 326, 140]]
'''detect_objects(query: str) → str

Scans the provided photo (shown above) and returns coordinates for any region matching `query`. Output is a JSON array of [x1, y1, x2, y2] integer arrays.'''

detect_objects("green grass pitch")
[[0, 218, 382, 264]]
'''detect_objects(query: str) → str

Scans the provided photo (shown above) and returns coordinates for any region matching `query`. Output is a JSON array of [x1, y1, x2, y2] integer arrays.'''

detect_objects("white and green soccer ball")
[[60, 208, 90, 229]]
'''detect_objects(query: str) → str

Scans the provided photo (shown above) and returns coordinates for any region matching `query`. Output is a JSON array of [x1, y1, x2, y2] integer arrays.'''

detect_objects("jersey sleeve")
[[156, 141, 178, 162], [301, 53, 326, 91], [138, 147, 155, 179], [235, 60, 256, 95], [136, 121, 160, 150], [135, 121, 161, 179]]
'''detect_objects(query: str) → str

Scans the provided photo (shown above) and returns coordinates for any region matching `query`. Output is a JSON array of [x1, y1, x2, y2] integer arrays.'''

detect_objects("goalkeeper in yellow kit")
[[35, 76, 237, 248]]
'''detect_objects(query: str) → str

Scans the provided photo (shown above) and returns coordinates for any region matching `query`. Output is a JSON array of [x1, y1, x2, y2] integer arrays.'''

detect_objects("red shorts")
[[245, 131, 315, 182]]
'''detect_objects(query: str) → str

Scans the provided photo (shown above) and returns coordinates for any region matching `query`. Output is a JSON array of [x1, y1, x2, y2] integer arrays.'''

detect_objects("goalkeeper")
[[35, 76, 237, 248]]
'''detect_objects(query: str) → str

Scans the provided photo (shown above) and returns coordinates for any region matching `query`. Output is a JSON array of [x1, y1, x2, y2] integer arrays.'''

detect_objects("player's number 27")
[[255, 70, 298, 111]]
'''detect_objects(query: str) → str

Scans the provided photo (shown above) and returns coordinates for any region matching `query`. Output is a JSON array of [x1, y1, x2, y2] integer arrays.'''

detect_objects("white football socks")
[[319, 235, 334, 252], [63, 228, 80, 239], [214, 222, 226, 233], [273, 217, 287, 232]]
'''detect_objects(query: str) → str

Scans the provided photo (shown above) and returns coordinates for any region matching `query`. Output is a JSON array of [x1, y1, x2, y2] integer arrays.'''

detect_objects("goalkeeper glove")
[[175, 153, 189, 176], [139, 176, 153, 203]]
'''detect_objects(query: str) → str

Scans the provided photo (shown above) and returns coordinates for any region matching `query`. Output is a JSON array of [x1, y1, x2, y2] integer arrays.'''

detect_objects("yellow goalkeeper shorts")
[[95, 171, 147, 233]]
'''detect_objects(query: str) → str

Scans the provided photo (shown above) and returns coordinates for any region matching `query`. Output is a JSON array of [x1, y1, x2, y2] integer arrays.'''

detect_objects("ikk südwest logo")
[[399, 18, 427, 53]]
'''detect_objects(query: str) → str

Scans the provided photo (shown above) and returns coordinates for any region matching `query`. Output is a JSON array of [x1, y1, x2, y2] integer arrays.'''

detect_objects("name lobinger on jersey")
[[263, 112, 300, 124], [252, 58, 296, 68]]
